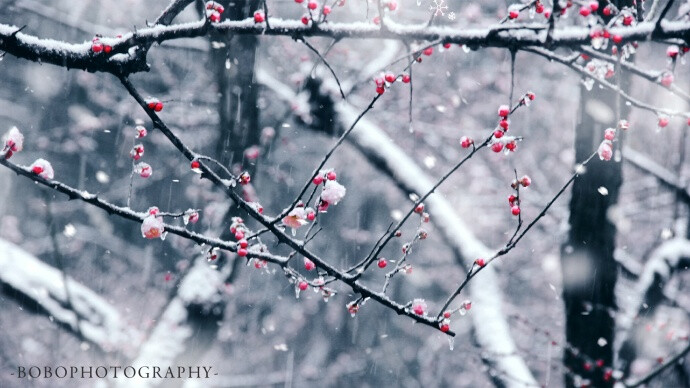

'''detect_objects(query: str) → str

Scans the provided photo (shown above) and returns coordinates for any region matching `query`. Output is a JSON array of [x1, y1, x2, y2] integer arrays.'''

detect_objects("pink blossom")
[[30, 159, 54, 179], [282, 207, 308, 230], [141, 214, 164, 239], [320, 180, 346, 205]]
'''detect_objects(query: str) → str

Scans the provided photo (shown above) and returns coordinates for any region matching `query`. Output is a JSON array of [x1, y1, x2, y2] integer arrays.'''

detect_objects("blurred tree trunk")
[[560, 3, 630, 386], [212, 0, 261, 170]]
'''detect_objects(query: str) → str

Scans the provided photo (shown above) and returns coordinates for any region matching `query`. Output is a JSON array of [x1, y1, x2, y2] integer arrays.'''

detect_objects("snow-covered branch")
[[0, 238, 140, 356], [256, 68, 538, 388], [2, 17, 690, 75]]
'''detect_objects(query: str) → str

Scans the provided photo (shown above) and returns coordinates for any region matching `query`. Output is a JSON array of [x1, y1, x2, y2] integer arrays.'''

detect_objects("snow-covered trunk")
[[560, 70, 626, 386], [0, 238, 140, 356], [119, 257, 226, 388]]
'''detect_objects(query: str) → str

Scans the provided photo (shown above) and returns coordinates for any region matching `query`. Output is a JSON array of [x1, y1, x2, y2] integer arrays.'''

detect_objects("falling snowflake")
[[447, 11, 456, 20], [429, 0, 448, 15]]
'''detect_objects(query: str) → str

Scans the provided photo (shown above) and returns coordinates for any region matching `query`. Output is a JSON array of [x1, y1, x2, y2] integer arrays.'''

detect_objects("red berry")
[[440, 323, 450, 332], [323, 5, 331, 14], [191, 160, 201, 170], [475, 258, 486, 267], [509, 10, 519, 19], [623, 15, 633, 26], [298, 281, 309, 291], [313, 175, 324, 185], [209, 12, 221, 22], [376, 86, 385, 95], [235, 231, 245, 240], [520, 175, 531, 187], [387, 0, 397, 11], [301, 15, 310, 25], [498, 105, 510, 117], [238, 248, 248, 257], [308, 0, 318, 9], [303, 209, 314, 221], [239, 239, 248, 249], [499, 119, 509, 130], [92, 42, 103, 53], [460, 136, 473, 148], [295, 0, 304, 3], [423, 47, 433, 56], [491, 142, 504, 152], [596, 359, 605, 368], [384, 72, 396, 83], [304, 258, 316, 271], [612, 35, 623, 44], [602, 6, 612, 16], [104, 45, 112, 53], [583, 362, 592, 371], [32, 165, 44, 175], [535, 2, 544, 13], [589, 1, 598, 11], [443, 311, 451, 318], [443, 43, 451, 49], [511, 205, 520, 216], [579, 7, 590, 17], [327, 171, 336, 180], [402, 74, 411, 83], [494, 129, 504, 139], [544, 9, 551, 18], [254, 11, 265, 23], [414, 203, 425, 214], [154, 102, 163, 112], [506, 141, 517, 151], [377, 258, 387, 268], [659, 117, 669, 127]]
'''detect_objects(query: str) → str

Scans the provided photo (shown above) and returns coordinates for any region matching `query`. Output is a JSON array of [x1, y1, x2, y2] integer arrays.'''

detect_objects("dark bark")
[[212, 0, 261, 169], [561, 81, 623, 388]]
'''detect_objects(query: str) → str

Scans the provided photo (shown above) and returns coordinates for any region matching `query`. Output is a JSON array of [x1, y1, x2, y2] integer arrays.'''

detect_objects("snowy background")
[[1, 0, 690, 387]]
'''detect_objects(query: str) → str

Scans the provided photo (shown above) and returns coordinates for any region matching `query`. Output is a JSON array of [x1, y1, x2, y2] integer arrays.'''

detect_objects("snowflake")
[[447, 11, 456, 20], [429, 0, 448, 15]]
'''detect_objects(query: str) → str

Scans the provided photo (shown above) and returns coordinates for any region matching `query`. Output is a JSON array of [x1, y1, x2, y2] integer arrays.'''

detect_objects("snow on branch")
[[616, 238, 690, 362], [0, 238, 140, 356], [2, 16, 690, 75]]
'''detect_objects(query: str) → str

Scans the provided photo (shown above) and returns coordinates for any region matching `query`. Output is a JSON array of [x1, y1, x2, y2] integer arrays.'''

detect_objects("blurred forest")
[[1, 0, 690, 387]]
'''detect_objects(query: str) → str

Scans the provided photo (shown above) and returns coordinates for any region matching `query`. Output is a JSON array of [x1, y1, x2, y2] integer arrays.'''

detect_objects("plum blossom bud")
[[130, 144, 144, 160], [135, 162, 152, 178], [30, 159, 54, 179], [3, 127, 24, 159], [320, 180, 346, 205], [183, 209, 199, 225], [141, 214, 164, 239], [598, 140, 613, 161], [135, 125, 148, 138], [411, 299, 427, 316]]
